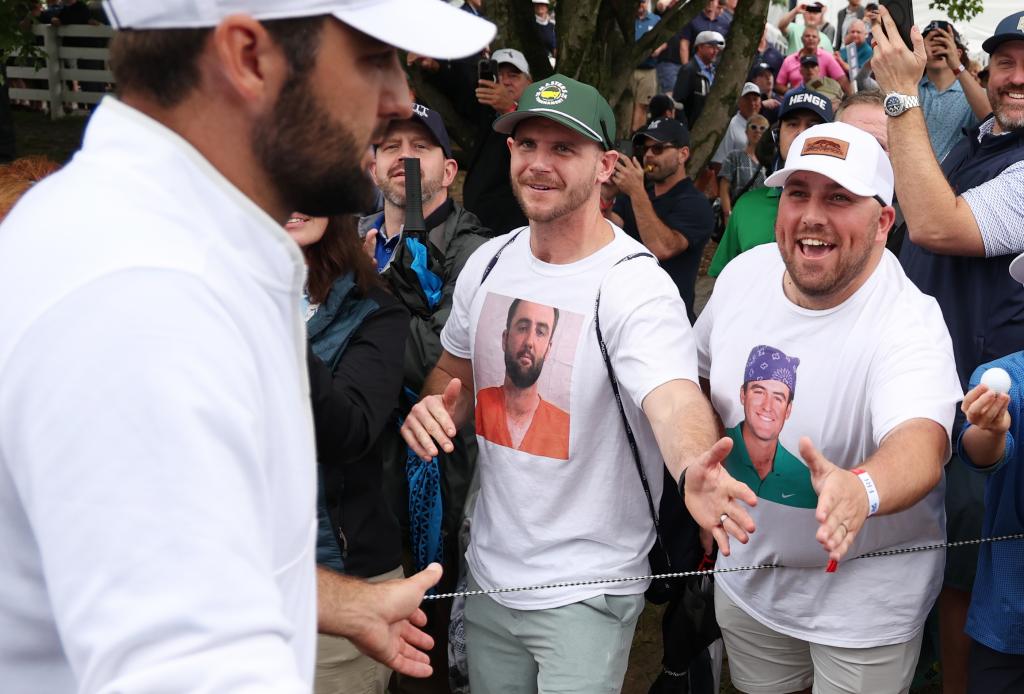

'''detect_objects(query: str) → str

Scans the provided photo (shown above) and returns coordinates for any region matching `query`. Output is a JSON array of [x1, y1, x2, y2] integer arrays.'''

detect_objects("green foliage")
[[928, 0, 983, 24], [0, 2, 44, 81]]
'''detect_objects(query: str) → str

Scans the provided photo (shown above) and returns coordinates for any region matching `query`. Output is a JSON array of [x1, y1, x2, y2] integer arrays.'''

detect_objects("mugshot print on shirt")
[[473, 292, 582, 461]]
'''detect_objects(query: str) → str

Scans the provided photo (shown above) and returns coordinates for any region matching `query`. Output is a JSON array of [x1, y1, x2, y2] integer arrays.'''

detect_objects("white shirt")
[[442, 225, 696, 609], [695, 244, 961, 647], [0, 98, 317, 691]]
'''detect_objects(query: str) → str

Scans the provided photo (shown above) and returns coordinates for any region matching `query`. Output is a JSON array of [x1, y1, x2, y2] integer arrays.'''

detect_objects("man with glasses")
[[672, 30, 725, 127], [610, 118, 714, 321], [678, 0, 731, 65]]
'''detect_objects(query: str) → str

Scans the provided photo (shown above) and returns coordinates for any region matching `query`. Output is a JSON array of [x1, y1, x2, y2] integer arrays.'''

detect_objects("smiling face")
[[508, 117, 614, 224], [502, 299, 557, 389], [776, 170, 892, 307], [740, 379, 793, 443], [371, 119, 454, 209], [987, 41, 1024, 133], [283, 213, 328, 247]]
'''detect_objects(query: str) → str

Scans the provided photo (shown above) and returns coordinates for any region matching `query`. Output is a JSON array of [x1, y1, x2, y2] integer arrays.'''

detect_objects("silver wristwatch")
[[883, 92, 921, 117]]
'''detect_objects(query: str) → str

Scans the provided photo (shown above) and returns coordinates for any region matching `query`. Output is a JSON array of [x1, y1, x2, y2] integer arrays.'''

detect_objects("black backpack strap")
[[479, 229, 525, 286], [593, 252, 672, 569]]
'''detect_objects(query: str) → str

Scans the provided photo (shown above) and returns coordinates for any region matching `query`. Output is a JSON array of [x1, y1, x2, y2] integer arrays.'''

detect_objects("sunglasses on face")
[[644, 143, 678, 156], [748, 124, 767, 132]]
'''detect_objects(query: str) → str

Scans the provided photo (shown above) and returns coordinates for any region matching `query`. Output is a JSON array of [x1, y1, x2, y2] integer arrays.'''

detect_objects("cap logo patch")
[[1017, 16, 1024, 32], [649, 119, 663, 129], [536, 80, 568, 105], [411, 103, 431, 118], [801, 137, 850, 160]]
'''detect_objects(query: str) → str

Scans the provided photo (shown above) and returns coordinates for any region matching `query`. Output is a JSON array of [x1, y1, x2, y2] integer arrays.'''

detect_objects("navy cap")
[[408, 103, 453, 158], [778, 86, 834, 123], [982, 10, 1024, 54], [749, 61, 773, 77], [800, 54, 819, 67], [632, 118, 690, 147]]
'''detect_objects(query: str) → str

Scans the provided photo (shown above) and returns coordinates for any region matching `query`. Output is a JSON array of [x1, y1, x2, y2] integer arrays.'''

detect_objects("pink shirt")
[[777, 48, 845, 90]]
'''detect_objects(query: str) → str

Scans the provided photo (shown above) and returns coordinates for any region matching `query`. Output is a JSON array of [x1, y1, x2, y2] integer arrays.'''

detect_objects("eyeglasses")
[[644, 143, 679, 155], [747, 125, 768, 132]]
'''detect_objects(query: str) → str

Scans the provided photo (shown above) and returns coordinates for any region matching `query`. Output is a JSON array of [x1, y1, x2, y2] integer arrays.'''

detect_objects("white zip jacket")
[[0, 98, 317, 692]]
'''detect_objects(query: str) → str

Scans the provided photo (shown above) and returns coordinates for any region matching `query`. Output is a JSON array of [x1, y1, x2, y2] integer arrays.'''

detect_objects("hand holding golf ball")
[[962, 367, 1013, 434]]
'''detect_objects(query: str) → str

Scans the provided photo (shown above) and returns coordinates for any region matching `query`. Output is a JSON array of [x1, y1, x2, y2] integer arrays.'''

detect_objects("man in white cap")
[[672, 29, 725, 127], [711, 81, 764, 166], [0, 1, 493, 691], [696, 121, 961, 693]]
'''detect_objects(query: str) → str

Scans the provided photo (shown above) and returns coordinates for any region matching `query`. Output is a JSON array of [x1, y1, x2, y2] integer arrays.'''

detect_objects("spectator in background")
[[835, 19, 874, 90], [872, 10, 1024, 693], [632, 0, 663, 132], [836, 0, 865, 39], [753, 23, 786, 76], [533, 0, 557, 61], [778, 2, 834, 54], [718, 114, 768, 227], [776, 25, 849, 95], [749, 62, 782, 123], [611, 118, 714, 321], [291, 212, 409, 694], [649, 93, 683, 122], [679, 0, 730, 65], [920, 20, 990, 162], [463, 48, 532, 234], [798, 55, 844, 106], [719, 0, 738, 22], [655, 1, 684, 93], [712, 82, 763, 167], [672, 30, 724, 127], [708, 87, 833, 277]]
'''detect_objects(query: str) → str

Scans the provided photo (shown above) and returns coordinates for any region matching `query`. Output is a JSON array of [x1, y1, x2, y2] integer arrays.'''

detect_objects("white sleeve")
[[441, 237, 499, 359], [869, 295, 962, 452], [693, 281, 715, 380], [1, 270, 308, 693], [960, 161, 1024, 257], [600, 258, 699, 409]]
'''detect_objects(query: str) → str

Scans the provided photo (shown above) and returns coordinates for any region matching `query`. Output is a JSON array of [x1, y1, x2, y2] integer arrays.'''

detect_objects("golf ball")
[[981, 367, 1012, 395]]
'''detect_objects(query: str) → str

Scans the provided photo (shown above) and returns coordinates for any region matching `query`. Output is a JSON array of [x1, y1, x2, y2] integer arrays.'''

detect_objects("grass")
[[11, 107, 89, 163]]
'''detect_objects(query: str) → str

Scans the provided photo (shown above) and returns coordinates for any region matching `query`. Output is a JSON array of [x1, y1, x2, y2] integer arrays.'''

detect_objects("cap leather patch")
[[801, 137, 849, 160]]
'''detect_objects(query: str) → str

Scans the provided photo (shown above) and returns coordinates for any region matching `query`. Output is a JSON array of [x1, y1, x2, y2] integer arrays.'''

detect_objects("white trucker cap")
[[764, 121, 894, 206], [103, 0, 496, 60], [491, 48, 531, 77]]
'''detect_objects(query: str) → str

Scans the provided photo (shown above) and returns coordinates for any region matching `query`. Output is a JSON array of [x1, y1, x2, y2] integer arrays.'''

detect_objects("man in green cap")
[[401, 74, 757, 692]]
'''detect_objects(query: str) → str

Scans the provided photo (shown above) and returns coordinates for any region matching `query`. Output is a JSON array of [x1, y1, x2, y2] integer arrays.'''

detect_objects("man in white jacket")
[[0, 1, 493, 692]]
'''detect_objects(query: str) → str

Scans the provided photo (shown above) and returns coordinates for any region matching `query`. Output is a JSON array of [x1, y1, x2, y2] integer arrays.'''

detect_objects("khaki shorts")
[[631, 68, 658, 106], [715, 583, 923, 694]]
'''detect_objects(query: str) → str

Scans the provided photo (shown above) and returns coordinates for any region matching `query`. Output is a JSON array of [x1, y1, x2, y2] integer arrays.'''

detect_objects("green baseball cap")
[[493, 74, 616, 150]]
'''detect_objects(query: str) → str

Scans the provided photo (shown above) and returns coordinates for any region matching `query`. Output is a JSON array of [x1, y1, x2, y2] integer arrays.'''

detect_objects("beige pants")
[[314, 566, 404, 694], [715, 583, 923, 694]]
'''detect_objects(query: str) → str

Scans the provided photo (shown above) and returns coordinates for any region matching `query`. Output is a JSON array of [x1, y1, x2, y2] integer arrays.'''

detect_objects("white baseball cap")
[[740, 82, 761, 97], [103, 0, 496, 60], [694, 30, 726, 47], [764, 122, 894, 206], [492, 48, 531, 77]]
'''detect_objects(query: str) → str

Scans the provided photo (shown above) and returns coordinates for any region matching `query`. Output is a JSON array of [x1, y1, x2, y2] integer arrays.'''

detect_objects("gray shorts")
[[715, 583, 923, 694]]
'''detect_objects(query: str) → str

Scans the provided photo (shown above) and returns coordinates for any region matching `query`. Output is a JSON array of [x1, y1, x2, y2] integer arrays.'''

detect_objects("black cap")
[[632, 118, 690, 147], [750, 61, 773, 76], [982, 10, 1024, 54], [408, 103, 453, 158], [778, 86, 833, 123], [800, 54, 819, 67], [648, 94, 683, 116]]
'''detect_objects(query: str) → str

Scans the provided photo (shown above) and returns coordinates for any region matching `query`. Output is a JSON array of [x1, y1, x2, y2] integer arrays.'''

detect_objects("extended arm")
[[871, 15, 986, 255], [960, 382, 1012, 468], [401, 350, 475, 460]]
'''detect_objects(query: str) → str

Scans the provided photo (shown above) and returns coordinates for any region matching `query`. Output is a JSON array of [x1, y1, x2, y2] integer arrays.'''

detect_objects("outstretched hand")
[[400, 379, 462, 460], [962, 383, 1011, 434], [682, 436, 757, 556], [352, 564, 443, 678], [800, 437, 869, 564]]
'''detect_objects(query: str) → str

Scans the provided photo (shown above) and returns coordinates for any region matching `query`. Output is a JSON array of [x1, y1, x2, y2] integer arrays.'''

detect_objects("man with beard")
[[0, 1, 494, 691], [696, 121, 960, 694], [609, 117, 714, 322], [400, 74, 757, 692], [872, 10, 1024, 693]]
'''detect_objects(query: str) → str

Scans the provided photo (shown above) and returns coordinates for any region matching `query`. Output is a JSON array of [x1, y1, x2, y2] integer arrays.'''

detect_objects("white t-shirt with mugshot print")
[[441, 224, 697, 610], [695, 243, 962, 648]]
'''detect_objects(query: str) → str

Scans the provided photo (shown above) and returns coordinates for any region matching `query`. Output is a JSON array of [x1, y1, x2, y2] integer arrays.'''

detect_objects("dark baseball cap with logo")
[[799, 54, 819, 67], [407, 102, 453, 158], [778, 86, 834, 123], [493, 74, 616, 150], [982, 10, 1024, 54], [632, 118, 690, 148]]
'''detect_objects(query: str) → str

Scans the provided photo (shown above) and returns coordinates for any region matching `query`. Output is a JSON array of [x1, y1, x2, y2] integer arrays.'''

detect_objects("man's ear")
[[678, 145, 691, 166], [876, 204, 897, 242], [209, 15, 290, 114], [596, 148, 618, 183], [442, 157, 458, 188]]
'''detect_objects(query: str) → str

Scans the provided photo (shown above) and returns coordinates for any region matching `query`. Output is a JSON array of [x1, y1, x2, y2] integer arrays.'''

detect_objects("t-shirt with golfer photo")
[[441, 224, 695, 610], [695, 243, 961, 648]]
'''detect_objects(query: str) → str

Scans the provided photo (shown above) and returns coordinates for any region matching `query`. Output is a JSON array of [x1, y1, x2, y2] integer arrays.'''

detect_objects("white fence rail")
[[5, 24, 115, 119]]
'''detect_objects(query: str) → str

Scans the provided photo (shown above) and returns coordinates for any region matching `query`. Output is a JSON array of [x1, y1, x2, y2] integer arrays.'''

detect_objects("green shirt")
[[723, 423, 817, 509], [708, 187, 780, 277]]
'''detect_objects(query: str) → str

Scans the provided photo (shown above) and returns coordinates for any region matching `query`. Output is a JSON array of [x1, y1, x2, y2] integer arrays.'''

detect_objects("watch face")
[[884, 94, 903, 117]]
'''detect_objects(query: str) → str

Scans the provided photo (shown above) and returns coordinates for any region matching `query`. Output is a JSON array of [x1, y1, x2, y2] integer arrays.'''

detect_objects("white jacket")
[[0, 98, 317, 692]]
